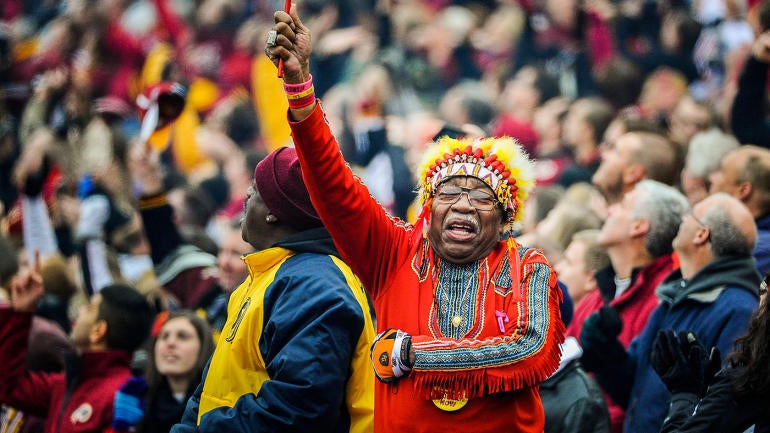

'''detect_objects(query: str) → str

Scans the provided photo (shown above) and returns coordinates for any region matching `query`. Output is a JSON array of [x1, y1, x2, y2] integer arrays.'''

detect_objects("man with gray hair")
[[580, 193, 761, 433], [680, 128, 739, 205], [567, 179, 688, 432]]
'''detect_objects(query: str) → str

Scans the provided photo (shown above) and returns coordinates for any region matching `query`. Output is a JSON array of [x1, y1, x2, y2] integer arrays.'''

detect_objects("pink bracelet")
[[284, 75, 313, 94]]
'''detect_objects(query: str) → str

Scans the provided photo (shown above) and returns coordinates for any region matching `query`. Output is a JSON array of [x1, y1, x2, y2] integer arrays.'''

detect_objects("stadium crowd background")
[[1, 0, 770, 431]]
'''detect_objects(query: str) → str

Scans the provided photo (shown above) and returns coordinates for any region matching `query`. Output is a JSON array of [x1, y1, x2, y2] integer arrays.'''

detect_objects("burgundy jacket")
[[0, 308, 132, 433], [566, 253, 676, 433]]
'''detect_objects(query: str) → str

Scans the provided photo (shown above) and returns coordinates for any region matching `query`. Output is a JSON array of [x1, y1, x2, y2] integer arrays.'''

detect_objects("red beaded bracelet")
[[288, 93, 316, 109]]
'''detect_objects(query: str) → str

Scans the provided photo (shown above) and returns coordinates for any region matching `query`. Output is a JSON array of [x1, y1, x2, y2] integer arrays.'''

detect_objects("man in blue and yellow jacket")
[[171, 147, 375, 433]]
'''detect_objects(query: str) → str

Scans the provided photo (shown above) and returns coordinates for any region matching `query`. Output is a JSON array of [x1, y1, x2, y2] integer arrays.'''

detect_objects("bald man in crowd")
[[708, 145, 770, 275]]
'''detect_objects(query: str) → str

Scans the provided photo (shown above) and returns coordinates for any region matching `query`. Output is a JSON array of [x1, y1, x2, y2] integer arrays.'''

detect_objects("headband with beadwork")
[[418, 136, 535, 223]]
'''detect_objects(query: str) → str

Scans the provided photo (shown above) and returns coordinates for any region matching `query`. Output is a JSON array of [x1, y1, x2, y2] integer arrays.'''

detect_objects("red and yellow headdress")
[[418, 136, 534, 224]]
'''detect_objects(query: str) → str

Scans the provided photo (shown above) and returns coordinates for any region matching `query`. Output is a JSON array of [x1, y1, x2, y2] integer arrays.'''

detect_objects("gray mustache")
[[445, 214, 479, 231]]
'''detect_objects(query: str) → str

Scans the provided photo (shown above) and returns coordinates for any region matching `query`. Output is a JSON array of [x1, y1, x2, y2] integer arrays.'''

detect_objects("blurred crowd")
[[1, 0, 770, 431]]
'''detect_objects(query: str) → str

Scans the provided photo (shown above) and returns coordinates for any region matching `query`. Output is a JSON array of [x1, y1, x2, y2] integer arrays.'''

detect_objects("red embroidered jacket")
[[290, 103, 565, 433]]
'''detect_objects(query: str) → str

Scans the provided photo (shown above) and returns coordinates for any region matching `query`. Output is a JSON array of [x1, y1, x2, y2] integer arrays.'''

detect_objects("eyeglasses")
[[686, 209, 708, 227], [599, 139, 615, 152], [685, 209, 711, 242], [434, 185, 498, 210]]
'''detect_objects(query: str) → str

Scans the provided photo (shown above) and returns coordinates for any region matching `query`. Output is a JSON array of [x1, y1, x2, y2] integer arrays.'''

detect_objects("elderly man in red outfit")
[[266, 7, 565, 432]]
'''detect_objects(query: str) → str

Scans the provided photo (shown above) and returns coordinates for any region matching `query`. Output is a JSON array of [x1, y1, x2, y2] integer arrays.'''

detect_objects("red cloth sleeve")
[[288, 103, 415, 299], [0, 308, 62, 416]]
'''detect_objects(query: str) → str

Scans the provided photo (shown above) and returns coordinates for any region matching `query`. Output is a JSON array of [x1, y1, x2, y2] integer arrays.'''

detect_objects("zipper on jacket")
[[57, 387, 74, 427], [58, 352, 80, 427]]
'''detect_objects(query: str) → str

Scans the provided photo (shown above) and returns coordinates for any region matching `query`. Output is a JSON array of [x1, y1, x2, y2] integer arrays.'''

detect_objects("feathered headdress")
[[418, 136, 534, 224]]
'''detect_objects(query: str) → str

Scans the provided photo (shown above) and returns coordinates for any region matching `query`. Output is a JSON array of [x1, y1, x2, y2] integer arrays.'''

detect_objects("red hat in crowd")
[[491, 114, 539, 156], [135, 82, 187, 142], [253, 147, 322, 231]]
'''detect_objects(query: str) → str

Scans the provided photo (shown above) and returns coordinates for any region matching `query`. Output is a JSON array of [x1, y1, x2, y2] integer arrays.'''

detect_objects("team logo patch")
[[225, 297, 251, 343], [70, 403, 93, 424], [379, 352, 389, 366]]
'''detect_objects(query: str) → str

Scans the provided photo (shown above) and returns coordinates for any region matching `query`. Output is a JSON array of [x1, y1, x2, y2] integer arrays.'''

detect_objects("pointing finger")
[[33, 249, 41, 274]]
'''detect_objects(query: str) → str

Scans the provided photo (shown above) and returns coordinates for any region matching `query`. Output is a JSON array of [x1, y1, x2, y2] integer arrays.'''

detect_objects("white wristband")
[[391, 330, 412, 377]]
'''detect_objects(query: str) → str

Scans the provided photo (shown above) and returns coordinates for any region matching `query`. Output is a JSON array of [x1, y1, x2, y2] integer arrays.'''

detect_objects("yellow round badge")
[[431, 387, 468, 412]]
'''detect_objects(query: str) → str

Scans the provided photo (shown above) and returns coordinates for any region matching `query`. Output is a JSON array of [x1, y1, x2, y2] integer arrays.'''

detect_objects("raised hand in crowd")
[[751, 31, 770, 64], [266, 7, 314, 119], [9, 250, 43, 313], [128, 140, 164, 197]]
